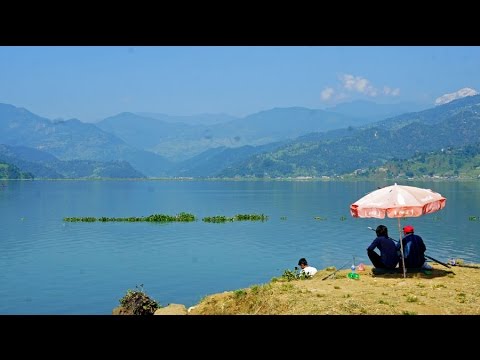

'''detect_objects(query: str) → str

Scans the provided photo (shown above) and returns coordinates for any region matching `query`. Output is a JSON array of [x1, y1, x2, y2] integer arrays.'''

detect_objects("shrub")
[[281, 268, 312, 281], [119, 284, 160, 315]]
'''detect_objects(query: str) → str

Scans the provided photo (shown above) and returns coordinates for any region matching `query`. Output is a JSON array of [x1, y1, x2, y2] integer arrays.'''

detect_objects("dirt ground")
[[189, 263, 480, 315]]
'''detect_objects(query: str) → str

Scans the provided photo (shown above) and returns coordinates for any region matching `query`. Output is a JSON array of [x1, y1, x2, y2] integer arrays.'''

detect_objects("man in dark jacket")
[[367, 225, 399, 269], [397, 225, 430, 269]]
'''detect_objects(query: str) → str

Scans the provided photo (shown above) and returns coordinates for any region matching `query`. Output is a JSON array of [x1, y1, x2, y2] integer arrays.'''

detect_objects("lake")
[[0, 179, 479, 314]]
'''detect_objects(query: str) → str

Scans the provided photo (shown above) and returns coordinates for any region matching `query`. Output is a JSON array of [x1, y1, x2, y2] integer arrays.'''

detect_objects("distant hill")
[[0, 144, 64, 178], [171, 141, 286, 177], [135, 112, 238, 125], [98, 107, 368, 161], [217, 96, 480, 178], [0, 161, 34, 179], [0, 103, 171, 177], [97, 112, 194, 151], [372, 94, 480, 130], [0, 144, 145, 179], [50, 159, 146, 179], [358, 142, 480, 180], [325, 100, 428, 122]]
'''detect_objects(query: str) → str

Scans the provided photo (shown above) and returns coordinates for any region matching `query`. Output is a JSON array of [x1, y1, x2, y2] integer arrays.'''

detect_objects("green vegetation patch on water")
[[202, 213, 269, 223], [63, 212, 196, 223], [63, 212, 269, 223]]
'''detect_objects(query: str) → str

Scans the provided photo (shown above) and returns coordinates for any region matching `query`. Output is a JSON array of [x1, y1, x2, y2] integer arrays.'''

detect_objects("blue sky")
[[0, 46, 479, 122]]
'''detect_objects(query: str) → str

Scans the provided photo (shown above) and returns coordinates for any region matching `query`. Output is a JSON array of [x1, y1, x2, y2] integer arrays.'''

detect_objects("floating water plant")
[[202, 215, 234, 223], [65, 212, 268, 223], [202, 213, 269, 223], [63, 212, 196, 223], [235, 213, 268, 221]]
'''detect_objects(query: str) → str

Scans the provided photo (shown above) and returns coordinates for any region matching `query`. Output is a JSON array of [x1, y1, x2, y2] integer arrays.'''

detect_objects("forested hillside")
[[218, 96, 480, 178], [355, 143, 480, 180], [0, 162, 34, 179]]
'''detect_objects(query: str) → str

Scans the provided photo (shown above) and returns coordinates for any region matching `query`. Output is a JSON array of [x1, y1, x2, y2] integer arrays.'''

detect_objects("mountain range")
[[1, 96, 479, 179], [219, 95, 480, 178], [96, 107, 373, 161], [0, 104, 170, 177]]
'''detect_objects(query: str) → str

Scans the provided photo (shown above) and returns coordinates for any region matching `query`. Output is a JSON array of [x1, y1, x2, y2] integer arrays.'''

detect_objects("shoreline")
[[174, 264, 480, 315], [3, 176, 479, 182]]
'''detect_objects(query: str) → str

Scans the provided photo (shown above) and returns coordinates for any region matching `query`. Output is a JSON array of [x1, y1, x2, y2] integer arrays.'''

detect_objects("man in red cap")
[[397, 225, 431, 269]]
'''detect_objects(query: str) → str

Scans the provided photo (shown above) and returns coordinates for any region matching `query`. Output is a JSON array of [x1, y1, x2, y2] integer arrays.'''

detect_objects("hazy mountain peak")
[[434, 87, 478, 106], [0, 102, 17, 109], [0, 102, 35, 116]]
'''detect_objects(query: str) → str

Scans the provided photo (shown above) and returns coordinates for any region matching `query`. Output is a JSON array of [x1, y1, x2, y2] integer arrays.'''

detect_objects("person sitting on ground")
[[367, 225, 399, 269], [397, 225, 432, 269], [297, 258, 317, 276]]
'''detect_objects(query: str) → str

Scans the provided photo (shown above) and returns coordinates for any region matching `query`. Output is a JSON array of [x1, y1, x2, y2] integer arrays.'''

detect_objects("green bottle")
[[348, 263, 360, 279]]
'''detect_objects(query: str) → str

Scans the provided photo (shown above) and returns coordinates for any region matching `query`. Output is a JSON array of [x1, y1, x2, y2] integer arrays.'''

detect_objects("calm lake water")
[[0, 179, 479, 314]]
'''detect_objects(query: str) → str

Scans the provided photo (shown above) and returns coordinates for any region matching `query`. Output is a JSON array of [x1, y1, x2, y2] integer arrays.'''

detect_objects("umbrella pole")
[[397, 218, 406, 278]]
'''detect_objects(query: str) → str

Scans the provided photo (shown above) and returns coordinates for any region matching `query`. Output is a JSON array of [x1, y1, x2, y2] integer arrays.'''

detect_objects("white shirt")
[[302, 266, 317, 276]]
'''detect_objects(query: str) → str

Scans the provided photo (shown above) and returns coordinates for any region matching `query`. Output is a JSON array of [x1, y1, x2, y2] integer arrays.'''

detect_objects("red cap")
[[403, 225, 414, 233]]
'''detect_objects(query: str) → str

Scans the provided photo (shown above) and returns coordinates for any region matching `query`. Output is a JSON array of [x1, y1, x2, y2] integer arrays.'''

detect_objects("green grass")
[[233, 289, 247, 298], [406, 295, 418, 303]]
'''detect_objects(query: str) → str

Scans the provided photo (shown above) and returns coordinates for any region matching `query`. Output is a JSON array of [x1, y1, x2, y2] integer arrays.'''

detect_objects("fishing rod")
[[367, 227, 451, 269], [321, 260, 350, 280], [449, 262, 480, 269]]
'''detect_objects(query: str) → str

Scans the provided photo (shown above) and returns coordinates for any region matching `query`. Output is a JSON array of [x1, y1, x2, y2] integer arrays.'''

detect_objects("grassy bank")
[[188, 264, 480, 315]]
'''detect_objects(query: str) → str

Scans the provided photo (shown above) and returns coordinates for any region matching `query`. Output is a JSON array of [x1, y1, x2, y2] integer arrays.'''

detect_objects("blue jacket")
[[367, 236, 399, 268], [398, 233, 426, 268]]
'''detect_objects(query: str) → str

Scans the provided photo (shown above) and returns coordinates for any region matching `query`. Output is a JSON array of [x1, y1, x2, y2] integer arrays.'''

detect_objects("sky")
[[0, 46, 479, 122]]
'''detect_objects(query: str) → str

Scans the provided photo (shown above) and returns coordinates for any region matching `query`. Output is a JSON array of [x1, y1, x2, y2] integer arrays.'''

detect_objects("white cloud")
[[383, 86, 400, 96], [320, 73, 400, 103], [320, 87, 335, 101], [341, 74, 377, 97], [435, 87, 479, 105]]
